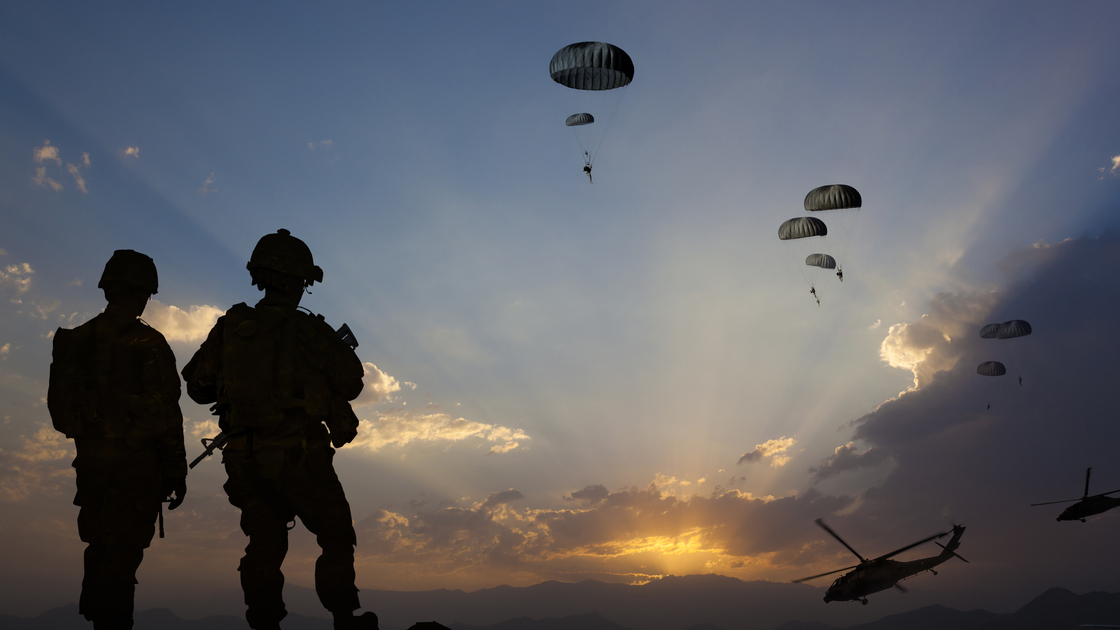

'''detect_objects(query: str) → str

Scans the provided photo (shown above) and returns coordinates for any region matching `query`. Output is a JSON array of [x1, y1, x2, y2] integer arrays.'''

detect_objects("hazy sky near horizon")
[[2, 0, 1120, 619]]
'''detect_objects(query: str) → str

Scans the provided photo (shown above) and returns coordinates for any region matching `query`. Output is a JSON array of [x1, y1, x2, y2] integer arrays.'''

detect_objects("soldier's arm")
[[182, 317, 225, 405], [151, 334, 188, 478]]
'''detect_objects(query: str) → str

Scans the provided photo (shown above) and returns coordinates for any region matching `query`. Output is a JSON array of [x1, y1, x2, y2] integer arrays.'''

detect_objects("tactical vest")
[[219, 303, 331, 430]]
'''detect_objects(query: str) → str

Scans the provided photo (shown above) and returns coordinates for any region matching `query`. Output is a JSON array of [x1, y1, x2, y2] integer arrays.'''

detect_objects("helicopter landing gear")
[[930, 569, 937, 575], [1081, 518, 1086, 523], [860, 599, 869, 606]]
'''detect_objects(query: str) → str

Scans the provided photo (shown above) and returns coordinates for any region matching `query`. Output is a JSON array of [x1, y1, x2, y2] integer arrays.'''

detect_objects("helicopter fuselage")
[[823, 555, 947, 603], [1058, 496, 1120, 522]]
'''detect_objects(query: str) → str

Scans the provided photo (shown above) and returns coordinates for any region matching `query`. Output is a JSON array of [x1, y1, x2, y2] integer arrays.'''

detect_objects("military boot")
[[333, 611, 378, 630]]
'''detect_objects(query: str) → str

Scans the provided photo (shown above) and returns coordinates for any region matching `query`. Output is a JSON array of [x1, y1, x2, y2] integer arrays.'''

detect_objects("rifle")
[[189, 403, 234, 469], [189, 431, 231, 469]]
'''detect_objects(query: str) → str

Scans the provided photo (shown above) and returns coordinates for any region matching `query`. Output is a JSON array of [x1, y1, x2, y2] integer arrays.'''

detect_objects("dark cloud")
[[483, 489, 524, 508], [566, 484, 609, 503], [737, 451, 762, 464], [823, 234, 1120, 602], [809, 443, 891, 482]]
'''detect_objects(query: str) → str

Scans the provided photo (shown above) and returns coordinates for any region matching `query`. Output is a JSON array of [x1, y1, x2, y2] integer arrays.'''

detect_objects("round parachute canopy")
[[979, 323, 1001, 339], [779, 217, 828, 240], [977, 361, 1007, 377], [550, 42, 635, 91], [806, 253, 837, 269], [997, 320, 1032, 339], [565, 113, 595, 126], [805, 184, 862, 211]]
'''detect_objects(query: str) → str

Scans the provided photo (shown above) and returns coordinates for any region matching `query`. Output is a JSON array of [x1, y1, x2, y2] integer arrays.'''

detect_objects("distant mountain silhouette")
[[450, 612, 636, 630], [777, 588, 1120, 630], [5, 584, 1119, 630]]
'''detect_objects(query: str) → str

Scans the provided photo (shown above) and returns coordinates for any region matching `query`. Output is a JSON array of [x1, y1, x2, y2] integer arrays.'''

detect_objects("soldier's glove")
[[161, 476, 187, 510]]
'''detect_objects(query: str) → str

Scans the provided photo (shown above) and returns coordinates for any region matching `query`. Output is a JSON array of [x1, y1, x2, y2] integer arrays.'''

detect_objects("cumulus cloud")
[[0, 263, 34, 295], [868, 319, 881, 329], [737, 437, 796, 467], [124, 147, 139, 158], [355, 483, 852, 582], [487, 441, 520, 455], [349, 408, 529, 454], [142, 300, 224, 343], [32, 141, 60, 166], [808, 442, 891, 482], [308, 139, 333, 151], [1100, 155, 1120, 178], [0, 344, 9, 355], [353, 363, 402, 406], [879, 291, 999, 391], [0, 424, 74, 502]]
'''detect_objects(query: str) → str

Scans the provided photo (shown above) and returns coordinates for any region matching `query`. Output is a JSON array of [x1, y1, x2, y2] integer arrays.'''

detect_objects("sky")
[[2, 0, 1120, 621]]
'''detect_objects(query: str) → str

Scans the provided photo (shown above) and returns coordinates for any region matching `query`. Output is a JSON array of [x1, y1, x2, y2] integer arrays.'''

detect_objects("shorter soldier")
[[183, 229, 375, 630], [48, 250, 187, 630]]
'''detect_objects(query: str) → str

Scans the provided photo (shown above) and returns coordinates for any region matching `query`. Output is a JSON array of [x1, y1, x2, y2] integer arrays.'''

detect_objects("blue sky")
[[2, 0, 1119, 619]]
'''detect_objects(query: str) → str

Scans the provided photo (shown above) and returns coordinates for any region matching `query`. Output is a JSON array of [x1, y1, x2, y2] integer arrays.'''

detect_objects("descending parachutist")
[[1019, 376, 1023, 386], [987, 404, 990, 410], [583, 152, 593, 184], [837, 269, 843, 282]]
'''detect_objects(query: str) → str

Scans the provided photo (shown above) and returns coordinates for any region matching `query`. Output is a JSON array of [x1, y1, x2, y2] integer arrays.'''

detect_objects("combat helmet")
[[98, 249, 158, 295], [247, 229, 324, 287]]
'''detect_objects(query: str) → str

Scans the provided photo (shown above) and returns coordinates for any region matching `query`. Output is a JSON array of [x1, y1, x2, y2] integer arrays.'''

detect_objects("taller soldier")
[[47, 250, 188, 630], [182, 229, 376, 630]]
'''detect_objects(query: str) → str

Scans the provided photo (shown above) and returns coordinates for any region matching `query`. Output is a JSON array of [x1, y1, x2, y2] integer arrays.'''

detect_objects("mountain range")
[[2, 577, 1118, 630]]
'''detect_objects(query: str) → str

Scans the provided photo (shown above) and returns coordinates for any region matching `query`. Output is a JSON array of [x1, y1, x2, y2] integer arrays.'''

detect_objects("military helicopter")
[[1031, 467, 1120, 522], [792, 519, 968, 605]]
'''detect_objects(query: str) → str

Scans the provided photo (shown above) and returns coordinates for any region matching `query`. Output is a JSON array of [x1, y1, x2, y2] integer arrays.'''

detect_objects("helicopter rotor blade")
[[1084, 467, 1092, 499], [814, 518, 866, 562], [791, 564, 859, 584], [1030, 498, 1082, 506], [1091, 487, 1120, 498], [876, 530, 949, 561], [894, 583, 909, 593]]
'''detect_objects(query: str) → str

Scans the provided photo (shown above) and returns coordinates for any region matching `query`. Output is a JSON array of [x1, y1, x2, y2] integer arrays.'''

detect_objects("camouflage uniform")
[[182, 230, 366, 630], [48, 250, 186, 629]]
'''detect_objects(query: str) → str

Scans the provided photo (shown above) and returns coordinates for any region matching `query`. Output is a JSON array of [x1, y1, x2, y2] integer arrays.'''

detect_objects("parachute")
[[977, 361, 1007, 376], [804, 184, 862, 278], [566, 113, 594, 126], [779, 218, 831, 301], [550, 42, 634, 173], [779, 217, 827, 240], [806, 254, 837, 269], [979, 323, 1001, 339], [997, 320, 1032, 339]]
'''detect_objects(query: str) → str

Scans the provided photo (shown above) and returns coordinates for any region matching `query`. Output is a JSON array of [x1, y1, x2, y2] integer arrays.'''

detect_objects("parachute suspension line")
[[587, 88, 628, 166]]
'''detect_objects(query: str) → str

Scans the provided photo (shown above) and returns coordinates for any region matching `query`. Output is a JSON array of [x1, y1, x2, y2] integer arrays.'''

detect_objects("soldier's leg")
[[286, 448, 361, 617], [78, 468, 159, 629], [225, 461, 291, 630]]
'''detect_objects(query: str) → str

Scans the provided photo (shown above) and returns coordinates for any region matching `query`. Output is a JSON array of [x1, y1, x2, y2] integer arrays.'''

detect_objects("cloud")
[[349, 408, 529, 454], [737, 437, 796, 467], [0, 344, 9, 355], [66, 162, 88, 194], [1113, 156, 1120, 174], [308, 139, 333, 151], [354, 483, 853, 582], [32, 141, 60, 166], [142, 300, 224, 343], [487, 441, 520, 455], [0, 424, 74, 503], [879, 291, 999, 391], [808, 442, 891, 481], [868, 319, 881, 329], [811, 235, 1120, 598], [198, 172, 216, 195], [32, 167, 62, 191], [124, 147, 139, 158], [353, 363, 402, 406], [0, 263, 34, 295]]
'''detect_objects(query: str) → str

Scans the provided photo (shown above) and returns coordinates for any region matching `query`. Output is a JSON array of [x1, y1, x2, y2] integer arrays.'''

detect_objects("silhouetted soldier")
[[182, 229, 375, 630], [47, 250, 187, 630]]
